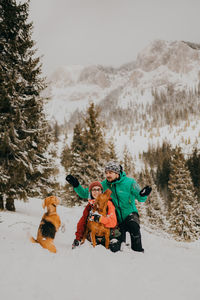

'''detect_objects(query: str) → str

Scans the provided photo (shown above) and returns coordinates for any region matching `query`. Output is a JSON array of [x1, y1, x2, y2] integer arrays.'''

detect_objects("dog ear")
[[54, 196, 60, 206], [42, 198, 47, 209], [104, 189, 112, 198], [43, 196, 60, 209]]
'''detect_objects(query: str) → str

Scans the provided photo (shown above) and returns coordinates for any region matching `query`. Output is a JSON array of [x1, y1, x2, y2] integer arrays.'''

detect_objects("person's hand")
[[139, 186, 152, 197], [66, 174, 79, 188], [72, 239, 80, 249], [90, 212, 102, 222]]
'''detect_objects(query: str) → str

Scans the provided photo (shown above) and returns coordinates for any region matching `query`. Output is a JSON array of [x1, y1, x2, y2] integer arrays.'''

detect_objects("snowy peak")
[[49, 64, 111, 89], [45, 39, 200, 125], [49, 65, 86, 86], [126, 40, 200, 90], [79, 65, 111, 88], [136, 40, 200, 74]]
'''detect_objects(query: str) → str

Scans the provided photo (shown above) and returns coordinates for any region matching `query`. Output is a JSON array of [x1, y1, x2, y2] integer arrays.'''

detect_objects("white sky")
[[28, 0, 200, 76]]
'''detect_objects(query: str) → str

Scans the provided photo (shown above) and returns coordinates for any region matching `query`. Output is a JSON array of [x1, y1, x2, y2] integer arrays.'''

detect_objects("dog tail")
[[30, 236, 38, 243]]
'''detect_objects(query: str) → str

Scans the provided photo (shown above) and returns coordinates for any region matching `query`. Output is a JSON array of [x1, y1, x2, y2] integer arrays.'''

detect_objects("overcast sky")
[[28, 0, 200, 76]]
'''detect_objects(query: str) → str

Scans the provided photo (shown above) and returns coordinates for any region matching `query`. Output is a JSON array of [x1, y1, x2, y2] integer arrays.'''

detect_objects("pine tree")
[[53, 121, 60, 143], [66, 123, 86, 205], [81, 102, 107, 183], [137, 170, 148, 225], [0, 0, 55, 210], [187, 148, 200, 201], [106, 138, 118, 161], [168, 147, 199, 241], [122, 145, 136, 177], [0, 193, 3, 210], [143, 166, 167, 230]]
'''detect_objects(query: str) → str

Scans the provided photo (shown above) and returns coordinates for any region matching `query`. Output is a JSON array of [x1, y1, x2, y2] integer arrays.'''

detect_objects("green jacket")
[[74, 172, 147, 224]]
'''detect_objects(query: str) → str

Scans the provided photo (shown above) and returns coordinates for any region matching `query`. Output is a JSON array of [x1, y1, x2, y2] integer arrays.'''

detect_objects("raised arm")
[[66, 174, 89, 199], [131, 179, 152, 202]]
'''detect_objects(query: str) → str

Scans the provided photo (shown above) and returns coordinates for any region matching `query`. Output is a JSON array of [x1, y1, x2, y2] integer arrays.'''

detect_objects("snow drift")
[[1, 198, 200, 300]]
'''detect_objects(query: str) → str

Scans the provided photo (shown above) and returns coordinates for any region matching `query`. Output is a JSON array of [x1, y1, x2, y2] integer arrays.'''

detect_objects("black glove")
[[66, 174, 79, 188], [139, 186, 152, 197], [72, 239, 80, 249], [90, 212, 101, 223]]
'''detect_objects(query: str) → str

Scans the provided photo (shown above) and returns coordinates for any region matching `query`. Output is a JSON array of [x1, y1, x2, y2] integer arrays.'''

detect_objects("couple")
[[66, 161, 152, 253]]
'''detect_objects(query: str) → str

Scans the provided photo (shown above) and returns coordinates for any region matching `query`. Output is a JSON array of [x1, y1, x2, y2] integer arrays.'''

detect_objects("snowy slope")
[[1, 198, 200, 300]]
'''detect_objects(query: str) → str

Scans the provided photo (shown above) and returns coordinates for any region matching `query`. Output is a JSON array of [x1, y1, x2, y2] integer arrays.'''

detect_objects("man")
[[66, 161, 151, 252]]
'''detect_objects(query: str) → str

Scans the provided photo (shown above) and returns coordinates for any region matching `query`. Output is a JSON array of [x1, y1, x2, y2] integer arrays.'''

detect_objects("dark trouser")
[[119, 212, 144, 252], [94, 227, 122, 253]]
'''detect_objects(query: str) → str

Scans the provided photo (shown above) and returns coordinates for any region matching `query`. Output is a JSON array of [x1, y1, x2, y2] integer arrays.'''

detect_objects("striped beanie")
[[105, 161, 121, 174]]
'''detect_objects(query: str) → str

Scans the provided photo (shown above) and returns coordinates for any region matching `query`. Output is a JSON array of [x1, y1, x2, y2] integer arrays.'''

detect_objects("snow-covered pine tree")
[[81, 102, 107, 183], [0, 0, 56, 210], [106, 138, 118, 161], [137, 170, 148, 225], [53, 121, 61, 143], [143, 166, 167, 230], [121, 145, 136, 177], [61, 123, 86, 205], [187, 148, 200, 202], [168, 147, 199, 241]]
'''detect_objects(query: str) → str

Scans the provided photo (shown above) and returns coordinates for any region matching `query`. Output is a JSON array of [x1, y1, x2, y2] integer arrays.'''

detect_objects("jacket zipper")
[[114, 185, 123, 223]]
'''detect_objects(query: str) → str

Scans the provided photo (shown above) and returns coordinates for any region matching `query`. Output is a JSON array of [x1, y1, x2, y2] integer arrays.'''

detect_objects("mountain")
[[136, 40, 200, 74], [44, 64, 130, 125], [44, 40, 200, 159], [45, 40, 200, 121]]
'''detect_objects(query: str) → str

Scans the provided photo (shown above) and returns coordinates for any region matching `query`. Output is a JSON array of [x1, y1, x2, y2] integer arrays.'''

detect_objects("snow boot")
[[109, 238, 121, 253], [130, 234, 144, 252]]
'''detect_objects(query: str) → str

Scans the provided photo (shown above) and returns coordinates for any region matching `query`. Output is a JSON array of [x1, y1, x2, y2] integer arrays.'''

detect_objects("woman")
[[72, 181, 120, 252]]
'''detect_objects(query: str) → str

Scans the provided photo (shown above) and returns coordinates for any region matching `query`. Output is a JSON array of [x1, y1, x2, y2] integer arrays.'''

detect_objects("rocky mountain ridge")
[[45, 40, 200, 126]]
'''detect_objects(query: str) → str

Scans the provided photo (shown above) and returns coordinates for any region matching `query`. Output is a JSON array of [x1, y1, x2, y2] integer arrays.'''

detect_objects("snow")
[[1, 197, 200, 300], [118, 87, 154, 109]]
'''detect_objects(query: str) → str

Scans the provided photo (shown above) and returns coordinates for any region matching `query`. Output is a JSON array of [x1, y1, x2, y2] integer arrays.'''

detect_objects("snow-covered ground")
[[1, 198, 200, 300]]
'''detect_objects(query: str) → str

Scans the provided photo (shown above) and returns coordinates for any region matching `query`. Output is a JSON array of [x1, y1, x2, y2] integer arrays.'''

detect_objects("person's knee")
[[125, 213, 140, 236], [125, 212, 140, 225], [127, 220, 140, 236]]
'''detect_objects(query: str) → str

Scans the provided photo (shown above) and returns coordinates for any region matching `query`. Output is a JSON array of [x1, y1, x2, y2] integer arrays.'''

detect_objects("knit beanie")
[[105, 161, 121, 174], [89, 181, 103, 192]]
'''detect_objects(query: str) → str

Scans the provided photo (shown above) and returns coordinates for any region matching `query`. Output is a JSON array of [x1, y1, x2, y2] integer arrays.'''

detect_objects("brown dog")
[[31, 196, 61, 253], [82, 189, 112, 249]]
